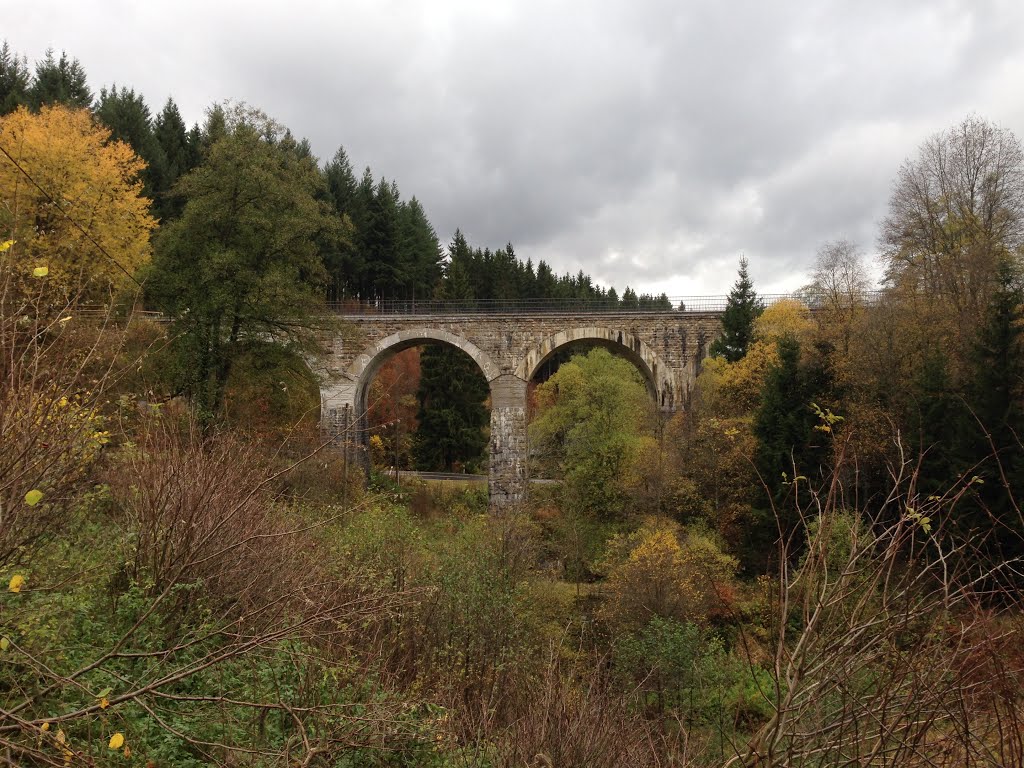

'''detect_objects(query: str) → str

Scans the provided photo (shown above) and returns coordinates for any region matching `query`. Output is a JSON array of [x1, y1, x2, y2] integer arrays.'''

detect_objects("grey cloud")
[[7, 0, 1024, 293]]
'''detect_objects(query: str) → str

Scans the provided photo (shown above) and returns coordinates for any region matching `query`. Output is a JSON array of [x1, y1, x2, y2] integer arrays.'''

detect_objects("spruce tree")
[[412, 345, 489, 471], [321, 147, 360, 301], [910, 352, 971, 499], [95, 85, 163, 197], [397, 197, 442, 302], [962, 254, 1024, 563], [0, 42, 30, 114], [536, 260, 556, 298], [152, 98, 195, 220], [750, 334, 830, 563], [363, 178, 401, 300], [29, 49, 92, 110], [413, 235, 489, 471], [441, 230, 474, 305], [970, 255, 1024, 442], [324, 146, 357, 214], [710, 256, 764, 361]]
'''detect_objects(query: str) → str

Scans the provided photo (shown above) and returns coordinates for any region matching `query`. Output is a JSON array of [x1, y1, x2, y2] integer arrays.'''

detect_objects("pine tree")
[[710, 257, 764, 362]]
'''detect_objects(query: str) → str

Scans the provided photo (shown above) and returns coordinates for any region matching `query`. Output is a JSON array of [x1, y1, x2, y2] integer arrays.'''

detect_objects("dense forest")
[[2, 42, 1023, 767]]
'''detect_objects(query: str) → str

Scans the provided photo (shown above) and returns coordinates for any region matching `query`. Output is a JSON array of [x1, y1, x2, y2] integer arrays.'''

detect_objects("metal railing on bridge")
[[326, 291, 883, 316]]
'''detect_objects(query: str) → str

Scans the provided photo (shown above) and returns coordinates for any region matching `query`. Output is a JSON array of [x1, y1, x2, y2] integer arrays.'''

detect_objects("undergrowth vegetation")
[[1, 97, 1023, 766], [4, 279, 1022, 766]]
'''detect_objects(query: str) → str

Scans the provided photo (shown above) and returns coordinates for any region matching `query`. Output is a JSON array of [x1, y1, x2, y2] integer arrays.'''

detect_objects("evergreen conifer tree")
[[536, 260, 556, 298], [95, 85, 163, 197], [413, 231, 489, 470], [321, 147, 360, 301], [0, 42, 30, 114], [29, 49, 92, 110], [910, 352, 971, 499], [962, 254, 1024, 561], [750, 334, 830, 562], [152, 98, 197, 220], [324, 146, 357, 214], [363, 178, 401, 300], [412, 345, 489, 472], [970, 255, 1024, 441], [397, 197, 442, 302], [710, 257, 764, 361]]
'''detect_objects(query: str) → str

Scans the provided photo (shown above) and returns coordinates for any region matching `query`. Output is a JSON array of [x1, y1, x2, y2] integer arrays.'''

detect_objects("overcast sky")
[[8, 0, 1024, 295]]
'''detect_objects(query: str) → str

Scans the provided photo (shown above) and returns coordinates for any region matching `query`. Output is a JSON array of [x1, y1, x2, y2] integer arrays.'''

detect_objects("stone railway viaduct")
[[317, 310, 723, 510]]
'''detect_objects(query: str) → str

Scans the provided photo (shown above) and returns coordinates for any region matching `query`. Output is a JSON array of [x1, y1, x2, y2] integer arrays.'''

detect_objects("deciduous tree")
[[146, 106, 345, 415], [881, 116, 1024, 348], [530, 347, 658, 518], [0, 105, 155, 289]]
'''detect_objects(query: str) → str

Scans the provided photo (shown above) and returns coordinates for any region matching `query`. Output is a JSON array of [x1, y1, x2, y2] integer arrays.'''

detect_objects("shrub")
[[599, 518, 739, 631]]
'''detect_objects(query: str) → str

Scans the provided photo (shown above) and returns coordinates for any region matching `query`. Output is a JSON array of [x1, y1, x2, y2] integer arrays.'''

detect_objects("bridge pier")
[[320, 383, 369, 481], [488, 374, 529, 511]]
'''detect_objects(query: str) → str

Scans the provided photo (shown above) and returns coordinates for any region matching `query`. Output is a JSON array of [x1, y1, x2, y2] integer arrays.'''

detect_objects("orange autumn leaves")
[[0, 105, 156, 288]]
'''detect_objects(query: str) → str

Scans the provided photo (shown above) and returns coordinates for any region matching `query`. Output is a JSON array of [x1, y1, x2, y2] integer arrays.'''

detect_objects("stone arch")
[[348, 328, 500, 418], [318, 329, 517, 507], [515, 327, 679, 410]]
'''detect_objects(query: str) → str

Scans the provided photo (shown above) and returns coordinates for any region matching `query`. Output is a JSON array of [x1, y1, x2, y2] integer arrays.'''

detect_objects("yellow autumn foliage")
[[752, 298, 814, 344], [600, 518, 738, 630], [699, 299, 814, 416], [368, 433, 387, 467], [0, 105, 156, 288]]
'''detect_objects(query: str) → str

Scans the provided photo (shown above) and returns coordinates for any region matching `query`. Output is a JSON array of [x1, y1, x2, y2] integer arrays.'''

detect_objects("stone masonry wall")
[[317, 311, 723, 510]]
